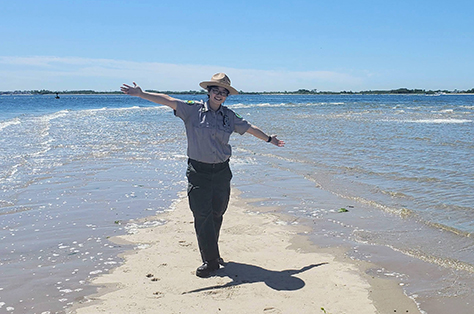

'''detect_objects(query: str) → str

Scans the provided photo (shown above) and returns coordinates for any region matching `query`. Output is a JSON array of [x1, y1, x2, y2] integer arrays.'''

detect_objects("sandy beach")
[[70, 190, 420, 314]]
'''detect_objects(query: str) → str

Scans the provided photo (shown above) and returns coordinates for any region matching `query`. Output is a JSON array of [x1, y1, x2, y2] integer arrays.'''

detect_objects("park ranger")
[[121, 73, 284, 277]]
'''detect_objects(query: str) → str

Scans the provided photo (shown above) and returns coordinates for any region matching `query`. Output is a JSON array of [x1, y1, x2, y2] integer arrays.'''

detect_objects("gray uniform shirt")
[[174, 99, 251, 164]]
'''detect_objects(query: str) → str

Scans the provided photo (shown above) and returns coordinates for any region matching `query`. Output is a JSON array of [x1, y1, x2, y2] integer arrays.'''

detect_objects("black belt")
[[188, 158, 229, 170]]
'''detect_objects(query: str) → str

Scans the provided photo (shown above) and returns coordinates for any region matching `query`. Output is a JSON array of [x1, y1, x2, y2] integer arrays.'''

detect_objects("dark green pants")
[[186, 159, 232, 262]]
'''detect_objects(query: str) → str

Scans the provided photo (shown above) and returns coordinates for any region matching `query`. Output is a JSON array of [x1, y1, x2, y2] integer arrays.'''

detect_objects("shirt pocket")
[[196, 113, 214, 129], [216, 122, 232, 144], [217, 121, 232, 134]]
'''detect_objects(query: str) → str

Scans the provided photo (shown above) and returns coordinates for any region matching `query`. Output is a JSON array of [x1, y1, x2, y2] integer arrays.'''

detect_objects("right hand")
[[120, 82, 143, 96]]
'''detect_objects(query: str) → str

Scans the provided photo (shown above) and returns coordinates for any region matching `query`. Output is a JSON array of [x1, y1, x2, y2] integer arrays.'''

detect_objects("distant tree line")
[[2, 88, 474, 95], [0, 89, 122, 95]]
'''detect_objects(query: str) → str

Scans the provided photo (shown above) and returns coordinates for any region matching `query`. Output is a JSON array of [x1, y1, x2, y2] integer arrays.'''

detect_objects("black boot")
[[196, 259, 220, 278]]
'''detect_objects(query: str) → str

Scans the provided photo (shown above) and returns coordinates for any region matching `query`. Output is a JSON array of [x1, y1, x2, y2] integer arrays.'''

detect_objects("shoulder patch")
[[186, 100, 195, 105], [235, 112, 243, 119]]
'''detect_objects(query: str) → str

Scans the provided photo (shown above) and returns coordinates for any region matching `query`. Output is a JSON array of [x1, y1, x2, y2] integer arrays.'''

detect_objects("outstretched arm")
[[246, 124, 285, 147], [121, 82, 179, 110]]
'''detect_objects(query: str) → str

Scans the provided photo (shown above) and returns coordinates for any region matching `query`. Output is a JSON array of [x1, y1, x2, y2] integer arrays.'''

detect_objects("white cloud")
[[0, 56, 364, 91]]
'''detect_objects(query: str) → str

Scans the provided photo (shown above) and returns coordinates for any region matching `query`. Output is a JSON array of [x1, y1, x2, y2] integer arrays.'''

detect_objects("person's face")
[[208, 86, 229, 107]]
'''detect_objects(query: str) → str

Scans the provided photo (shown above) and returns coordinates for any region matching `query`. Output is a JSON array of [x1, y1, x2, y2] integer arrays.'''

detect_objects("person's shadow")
[[183, 261, 328, 294]]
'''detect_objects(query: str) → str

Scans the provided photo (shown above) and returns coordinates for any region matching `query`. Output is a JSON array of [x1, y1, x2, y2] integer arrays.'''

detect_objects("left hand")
[[269, 135, 285, 147]]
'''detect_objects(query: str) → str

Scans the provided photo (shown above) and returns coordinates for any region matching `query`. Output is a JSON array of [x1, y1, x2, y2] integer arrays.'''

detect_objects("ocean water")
[[1, 93, 473, 313]]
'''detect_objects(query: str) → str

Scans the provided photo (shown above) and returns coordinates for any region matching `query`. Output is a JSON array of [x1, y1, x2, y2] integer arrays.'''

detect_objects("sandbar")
[[70, 190, 420, 314]]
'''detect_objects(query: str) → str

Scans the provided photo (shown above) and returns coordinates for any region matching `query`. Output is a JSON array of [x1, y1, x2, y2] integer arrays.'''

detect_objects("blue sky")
[[1, 0, 473, 92]]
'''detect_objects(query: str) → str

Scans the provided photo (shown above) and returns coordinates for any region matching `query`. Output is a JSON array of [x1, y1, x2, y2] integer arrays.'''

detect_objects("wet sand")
[[70, 190, 420, 314]]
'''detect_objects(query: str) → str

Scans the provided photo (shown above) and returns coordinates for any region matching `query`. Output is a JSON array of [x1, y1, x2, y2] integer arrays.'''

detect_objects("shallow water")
[[1, 94, 473, 313]]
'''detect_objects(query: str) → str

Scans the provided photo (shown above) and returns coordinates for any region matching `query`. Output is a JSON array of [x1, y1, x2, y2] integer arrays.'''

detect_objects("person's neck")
[[208, 101, 222, 111]]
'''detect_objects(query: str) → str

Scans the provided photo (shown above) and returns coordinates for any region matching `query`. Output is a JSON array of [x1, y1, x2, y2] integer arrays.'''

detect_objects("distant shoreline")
[[0, 92, 474, 96], [1, 88, 474, 96]]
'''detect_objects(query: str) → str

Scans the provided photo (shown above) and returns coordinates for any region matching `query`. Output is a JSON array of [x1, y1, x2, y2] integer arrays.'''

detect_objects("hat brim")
[[199, 81, 239, 95]]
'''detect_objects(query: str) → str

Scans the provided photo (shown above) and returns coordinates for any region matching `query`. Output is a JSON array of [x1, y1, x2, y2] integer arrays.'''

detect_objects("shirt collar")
[[202, 101, 225, 115]]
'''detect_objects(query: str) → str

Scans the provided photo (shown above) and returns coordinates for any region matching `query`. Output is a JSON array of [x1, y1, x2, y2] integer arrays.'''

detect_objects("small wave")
[[392, 246, 474, 273], [0, 205, 33, 216], [125, 219, 167, 234], [229, 102, 344, 110], [78, 105, 165, 116], [314, 182, 416, 219], [426, 221, 473, 238], [83, 107, 108, 113], [354, 230, 474, 273], [403, 119, 472, 124], [107, 106, 158, 112], [0, 199, 15, 210], [0, 118, 21, 131], [230, 156, 259, 166], [37, 110, 69, 122], [430, 109, 454, 113], [354, 197, 415, 218], [393, 175, 441, 183], [379, 189, 412, 199], [230, 103, 282, 109], [113, 106, 140, 111]]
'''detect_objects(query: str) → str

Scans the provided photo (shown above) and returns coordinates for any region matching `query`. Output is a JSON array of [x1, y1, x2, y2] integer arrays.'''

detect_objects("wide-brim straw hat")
[[199, 73, 239, 95]]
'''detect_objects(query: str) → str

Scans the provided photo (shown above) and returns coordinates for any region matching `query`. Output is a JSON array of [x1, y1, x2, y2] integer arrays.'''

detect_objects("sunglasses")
[[210, 87, 229, 97]]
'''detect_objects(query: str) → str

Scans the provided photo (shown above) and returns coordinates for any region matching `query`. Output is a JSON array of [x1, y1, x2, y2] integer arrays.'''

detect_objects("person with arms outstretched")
[[121, 73, 284, 277]]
